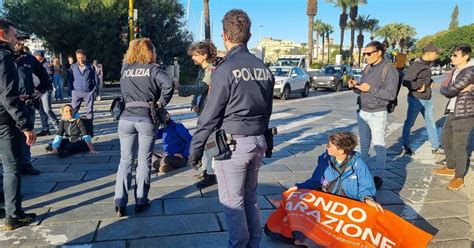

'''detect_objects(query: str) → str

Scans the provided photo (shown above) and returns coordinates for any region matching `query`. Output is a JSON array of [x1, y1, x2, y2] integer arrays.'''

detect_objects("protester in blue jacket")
[[289, 131, 383, 212], [153, 117, 192, 173], [70, 49, 99, 120]]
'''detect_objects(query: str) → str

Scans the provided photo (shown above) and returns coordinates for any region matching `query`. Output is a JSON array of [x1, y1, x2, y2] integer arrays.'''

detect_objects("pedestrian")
[[187, 40, 218, 189], [13, 32, 51, 175], [92, 60, 103, 101], [432, 44, 474, 190], [0, 19, 37, 230], [348, 41, 399, 189], [66, 55, 74, 99], [52, 57, 64, 101], [70, 49, 99, 120], [113, 38, 174, 217], [33, 50, 60, 136], [401, 44, 444, 156], [46, 104, 98, 158], [189, 9, 274, 247], [152, 115, 192, 174]]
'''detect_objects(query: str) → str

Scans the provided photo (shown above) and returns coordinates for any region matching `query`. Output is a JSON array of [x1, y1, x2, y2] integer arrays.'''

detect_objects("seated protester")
[[287, 131, 383, 212], [47, 104, 98, 158], [153, 117, 192, 173]]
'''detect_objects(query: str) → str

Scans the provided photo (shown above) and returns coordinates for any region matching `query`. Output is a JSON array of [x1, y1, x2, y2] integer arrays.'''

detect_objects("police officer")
[[0, 19, 37, 230], [13, 32, 51, 175], [189, 9, 274, 248]]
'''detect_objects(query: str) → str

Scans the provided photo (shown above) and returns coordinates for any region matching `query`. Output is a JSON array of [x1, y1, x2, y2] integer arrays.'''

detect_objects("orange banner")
[[265, 189, 433, 248]]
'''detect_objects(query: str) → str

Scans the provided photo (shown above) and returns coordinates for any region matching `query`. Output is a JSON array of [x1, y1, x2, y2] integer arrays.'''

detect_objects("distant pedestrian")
[[71, 49, 99, 120], [401, 44, 444, 156], [52, 57, 64, 101], [66, 55, 74, 99], [189, 9, 275, 247], [33, 50, 60, 136], [348, 41, 399, 189], [432, 44, 474, 191], [92, 60, 103, 101], [0, 19, 37, 230], [113, 38, 174, 217]]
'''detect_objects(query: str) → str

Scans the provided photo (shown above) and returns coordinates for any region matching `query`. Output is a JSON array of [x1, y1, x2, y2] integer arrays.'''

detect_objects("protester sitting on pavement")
[[282, 132, 383, 212], [46, 104, 98, 158], [152, 115, 192, 174], [432, 44, 474, 191], [113, 38, 174, 217]]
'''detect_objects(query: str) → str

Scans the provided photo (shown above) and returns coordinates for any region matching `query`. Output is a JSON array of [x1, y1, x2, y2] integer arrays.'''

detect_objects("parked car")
[[431, 66, 442, 76], [270, 66, 311, 100], [352, 67, 363, 82], [310, 64, 353, 91]]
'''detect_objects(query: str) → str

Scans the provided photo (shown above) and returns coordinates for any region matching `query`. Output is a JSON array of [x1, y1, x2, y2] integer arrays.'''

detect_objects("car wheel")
[[281, 86, 291, 100], [301, 83, 310, 97], [334, 81, 342, 92]]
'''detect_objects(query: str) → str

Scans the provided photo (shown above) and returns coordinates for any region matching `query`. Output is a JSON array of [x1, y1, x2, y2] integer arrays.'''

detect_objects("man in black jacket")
[[14, 33, 51, 175], [401, 44, 444, 156], [0, 19, 37, 230], [432, 44, 474, 191]]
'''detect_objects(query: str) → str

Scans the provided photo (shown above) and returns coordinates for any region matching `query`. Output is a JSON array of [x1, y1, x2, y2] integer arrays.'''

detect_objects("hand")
[[416, 84, 426, 93], [365, 198, 384, 213], [348, 79, 358, 89], [191, 159, 202, 170], [461, 84, 474, 93], [19, 95, 29, 101], [31, 91, 43, 99], [52, 148, 58, 153], [354, 83, 371, 92], [89, 150, 99, 155], [23, 131, 36, 146], [174, 153, 184, 158], [192, 106, 200, 113], [287, 186, 297, 192]]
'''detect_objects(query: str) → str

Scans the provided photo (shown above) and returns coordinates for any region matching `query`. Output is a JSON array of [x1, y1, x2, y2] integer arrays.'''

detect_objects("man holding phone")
[[348, 41, 399, 189]]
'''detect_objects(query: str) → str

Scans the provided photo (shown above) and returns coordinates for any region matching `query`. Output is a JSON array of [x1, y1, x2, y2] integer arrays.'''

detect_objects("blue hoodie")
[[296, 151, 376, 202], [155, 120, 192, 158]]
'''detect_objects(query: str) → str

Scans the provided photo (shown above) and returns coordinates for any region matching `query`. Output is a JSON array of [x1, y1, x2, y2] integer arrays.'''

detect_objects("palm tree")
[[375, 24, 394, 47], [314, 19, 324, 62], [397, 24, 416, 53], [325, 24, 334, 64], [348, 0, 367, 65], [376, 23, 416, 53], [326, 0, 351, 56], [366, 18, 379, 41], [320, 31, 326, 63], [306, 0, 318, 65], [354, 15, 369, 66], [203, 0, 210, 40]]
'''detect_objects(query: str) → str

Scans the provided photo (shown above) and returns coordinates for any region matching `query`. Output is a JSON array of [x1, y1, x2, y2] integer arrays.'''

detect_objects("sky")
[[179, 0, 474, 51]]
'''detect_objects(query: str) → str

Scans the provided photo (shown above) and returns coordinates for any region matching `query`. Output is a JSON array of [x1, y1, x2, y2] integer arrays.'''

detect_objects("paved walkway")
[[0, 78, 472, 247]]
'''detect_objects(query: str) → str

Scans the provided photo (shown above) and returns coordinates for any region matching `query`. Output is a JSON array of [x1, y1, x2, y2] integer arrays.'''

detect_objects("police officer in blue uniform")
[[189, 9, 274, 248]]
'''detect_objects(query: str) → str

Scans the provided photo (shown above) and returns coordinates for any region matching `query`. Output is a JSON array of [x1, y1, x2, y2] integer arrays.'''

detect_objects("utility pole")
[[129, 0, 134, 41]]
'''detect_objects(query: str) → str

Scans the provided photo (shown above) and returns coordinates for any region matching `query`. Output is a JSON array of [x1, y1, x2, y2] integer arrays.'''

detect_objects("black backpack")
[[110, 97, 125, 121]]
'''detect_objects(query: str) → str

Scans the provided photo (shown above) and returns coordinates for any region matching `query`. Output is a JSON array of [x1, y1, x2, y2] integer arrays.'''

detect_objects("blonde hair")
[[124, 38, 156, 64]]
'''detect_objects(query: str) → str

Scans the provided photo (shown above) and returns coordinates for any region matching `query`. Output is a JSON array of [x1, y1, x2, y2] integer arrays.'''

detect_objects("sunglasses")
[[363, 50, 377, 56]]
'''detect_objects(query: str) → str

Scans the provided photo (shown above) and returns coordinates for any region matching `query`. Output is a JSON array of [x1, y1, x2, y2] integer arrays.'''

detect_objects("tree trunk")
[[338, 12, 348, 57], [315, 31, 320, 62], [357, 32, 364, 66], [203, 0, 210, 40], [349, 26, 355, 65], [321, 36, 325, 64], [327, 35, 330, 64], [308, 16, 314, 65]]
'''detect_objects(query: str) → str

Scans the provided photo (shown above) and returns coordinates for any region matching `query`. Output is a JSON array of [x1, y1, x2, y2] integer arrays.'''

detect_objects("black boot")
[[115, 206, 126, 217], [21, 164, 41, 175], [196, 174, 217, 189], [135, 200, 150, 213], [4, 213, 37, 231]]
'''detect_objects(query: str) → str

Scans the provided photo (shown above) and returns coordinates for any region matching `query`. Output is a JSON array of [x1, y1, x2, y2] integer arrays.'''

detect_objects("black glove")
[[191, 159, 202, 170]]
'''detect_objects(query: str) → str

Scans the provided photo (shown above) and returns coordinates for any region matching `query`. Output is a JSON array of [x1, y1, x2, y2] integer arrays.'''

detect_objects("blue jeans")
[[114, 119, 156, 207], [0, 124, 24, 218], [402, 96, 440, 150], [357, 110, 387, 178], [37, 90, 59, 131], [53, 74, 63, 100], [214, 135, 266, 248]]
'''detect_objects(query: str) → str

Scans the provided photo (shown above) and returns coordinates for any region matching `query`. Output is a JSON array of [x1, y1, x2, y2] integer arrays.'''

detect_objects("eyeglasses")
[[363, 50, 377, 56]]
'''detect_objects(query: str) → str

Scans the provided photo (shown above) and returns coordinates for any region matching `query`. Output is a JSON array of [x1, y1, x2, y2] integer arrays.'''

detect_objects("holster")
[[205, 129, 233, 161], [149, 102, 168, 127], [264, 127, 278, 158]]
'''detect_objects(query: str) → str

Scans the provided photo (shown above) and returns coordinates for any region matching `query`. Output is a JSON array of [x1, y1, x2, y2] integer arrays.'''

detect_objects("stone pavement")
[[0, 77, 473, 247]]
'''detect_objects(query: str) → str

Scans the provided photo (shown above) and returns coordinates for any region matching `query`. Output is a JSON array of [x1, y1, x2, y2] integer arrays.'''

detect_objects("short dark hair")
[[67, 55, 74, 59], [366, 41, 386, 56], [329, 131, 358, 155], [0, 19, 15, 32], [222, 9, 251, 44], [188, 40, 217, 63], [75, 49, 86, 56], [452, 44, 472, 60]]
